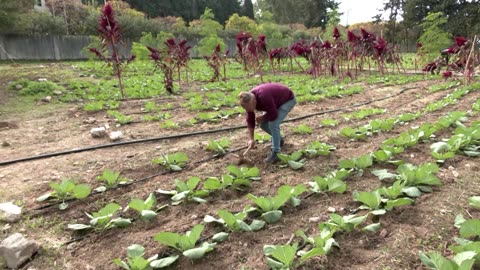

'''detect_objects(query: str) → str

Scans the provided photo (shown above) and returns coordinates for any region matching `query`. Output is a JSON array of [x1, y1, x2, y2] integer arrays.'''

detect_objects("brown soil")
[[0, 63, 479, 270]]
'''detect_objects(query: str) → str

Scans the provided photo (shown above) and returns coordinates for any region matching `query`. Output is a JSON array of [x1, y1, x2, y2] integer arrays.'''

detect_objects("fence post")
[[53, 36, 61, 60], [0, 35, 5, 60]]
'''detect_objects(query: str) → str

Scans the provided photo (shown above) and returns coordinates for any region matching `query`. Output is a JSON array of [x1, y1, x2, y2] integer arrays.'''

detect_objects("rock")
[[1, 142, 10, 147], [380, 229, 389, 238], [41, 96, 52, 103], [109, 131, 123, 141], [0, 202, 22, 223], [0, 233, 40, 269], [83, 117, 97, 124], [191, 214, 198, 219], [0, 175, 4, 179], [15, 85, 23, 90], [90, 127, 106, 138], [66, 243, 76, 251], [327, 207, 336, 213], [452, 171, 459, 178], [104, 123, 110, 130], [53, 90, 62, 95], [308, 217, 321, 223], [37, 78, 48, 82]]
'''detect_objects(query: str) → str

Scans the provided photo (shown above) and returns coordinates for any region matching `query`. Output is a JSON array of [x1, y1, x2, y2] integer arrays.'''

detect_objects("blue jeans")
[[260, 98, 296, 152]]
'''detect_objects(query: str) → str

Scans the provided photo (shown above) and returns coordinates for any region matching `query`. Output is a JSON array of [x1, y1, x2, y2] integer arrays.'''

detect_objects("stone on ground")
[[0, 202, 22, 223], [0, 233, 40, 269], [90, 127, 107, 138]]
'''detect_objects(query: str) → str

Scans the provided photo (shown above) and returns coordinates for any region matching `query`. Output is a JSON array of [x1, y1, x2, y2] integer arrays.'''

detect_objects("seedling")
[[95, 169, 129, 192], [247, 185, 306, 224], [107, 110, 134, 125], [292, 124, 313, 135], [159, 120, 179, 129], [68, 203, 131, 231], [152, 152, 189, 171], [154, 224, 216, 260], [324, 213, 368, 233], [320, 118, 339, 127], [309, 175, 347, 194], [254, 133, 272, 144], [127, 193, 158, 221], [205, 138, 231, 156], [303, 141, 336, 158], [157, 177, 209, 205], [203, 207, 265, 232], [419, 251, 476, 270], [277, 151, 306, 170], [338, 154, 373, 176], [263, 244, 297, 270], [353, 190, 413, 216], [36, 179, 91, 210], [113, 244, 178, 270], [296, 224, 338, 262]]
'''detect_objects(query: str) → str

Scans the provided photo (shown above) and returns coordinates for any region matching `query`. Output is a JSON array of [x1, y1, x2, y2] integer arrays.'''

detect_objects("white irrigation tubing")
[[0, 87, 416, 167]]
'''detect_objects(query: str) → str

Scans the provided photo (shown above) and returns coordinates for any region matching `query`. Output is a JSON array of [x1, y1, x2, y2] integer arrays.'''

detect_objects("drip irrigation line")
[[0, 86, 416, 167], [31, 146, 249, 212]]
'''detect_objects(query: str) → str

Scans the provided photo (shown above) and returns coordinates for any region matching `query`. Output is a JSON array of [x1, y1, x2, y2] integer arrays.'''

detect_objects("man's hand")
[[247, 139, 255, 149]]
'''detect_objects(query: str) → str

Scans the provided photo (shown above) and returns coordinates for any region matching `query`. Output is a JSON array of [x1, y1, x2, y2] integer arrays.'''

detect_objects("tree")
[[0, 0, 30, 33], [225, 13, 258, 34], [254, 0, 339, 28], [417, 12, 451, 62], [243, 0, 254, 19], [196, 8, 225, 56]]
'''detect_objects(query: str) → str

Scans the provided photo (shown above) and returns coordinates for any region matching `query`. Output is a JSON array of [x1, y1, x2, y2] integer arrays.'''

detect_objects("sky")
[[338, 0, 388, 25]]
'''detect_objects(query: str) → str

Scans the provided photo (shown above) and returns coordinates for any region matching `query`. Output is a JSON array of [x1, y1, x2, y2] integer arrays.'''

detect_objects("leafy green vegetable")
[[292, 124, 313, 135], [204, 207, 265, 232], [36, 179, 91, 210], [113, 244, 178, 270], [95, 169, 129, 191], [154, 224, 216, 260], [128, 193, 158, 221], [157, 177, 209, 205], [205, 138, 231, 156], [152, 152, 189, 171], [263, 244, 297, 269], [68, 202, 131, 231], [277, 151, 306, 170]]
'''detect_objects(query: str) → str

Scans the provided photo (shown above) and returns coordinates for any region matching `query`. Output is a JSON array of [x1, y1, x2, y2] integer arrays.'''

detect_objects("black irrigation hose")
[[30, 145, 250, 212], [0, 86, 416, 167]]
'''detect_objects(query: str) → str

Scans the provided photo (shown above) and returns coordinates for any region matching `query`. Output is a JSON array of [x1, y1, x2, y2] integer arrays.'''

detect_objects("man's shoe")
[[264, 152, 280, 164]]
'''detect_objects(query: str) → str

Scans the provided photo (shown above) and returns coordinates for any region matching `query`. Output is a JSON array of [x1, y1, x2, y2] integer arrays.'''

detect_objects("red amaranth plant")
[[268, 47, 293, 76], [89, 3, 135, 99], [147, 46, 175, 94], [235, 32, 268, 81], [164, 38, 191, 85], [205, 44, 229, 82]]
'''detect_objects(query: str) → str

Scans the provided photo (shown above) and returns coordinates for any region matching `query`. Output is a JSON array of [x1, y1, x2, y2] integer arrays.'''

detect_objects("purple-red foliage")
[[423, 62, 438, 73], [442, 70, 452, 79], [374, 37, 387, 56], [98, 3, 120, 43], [89, 48, 105, 60], [290, 40, 311, 58], [417, 42, 423, 48], [236, 32, 253, 52], [455, 36, 468, 47], [269, 48, 289, 62], [360, 28, 376, 43], [321, 40, 332, 49], [333, 27, 340, 40], [347, 31, 359, 43]]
